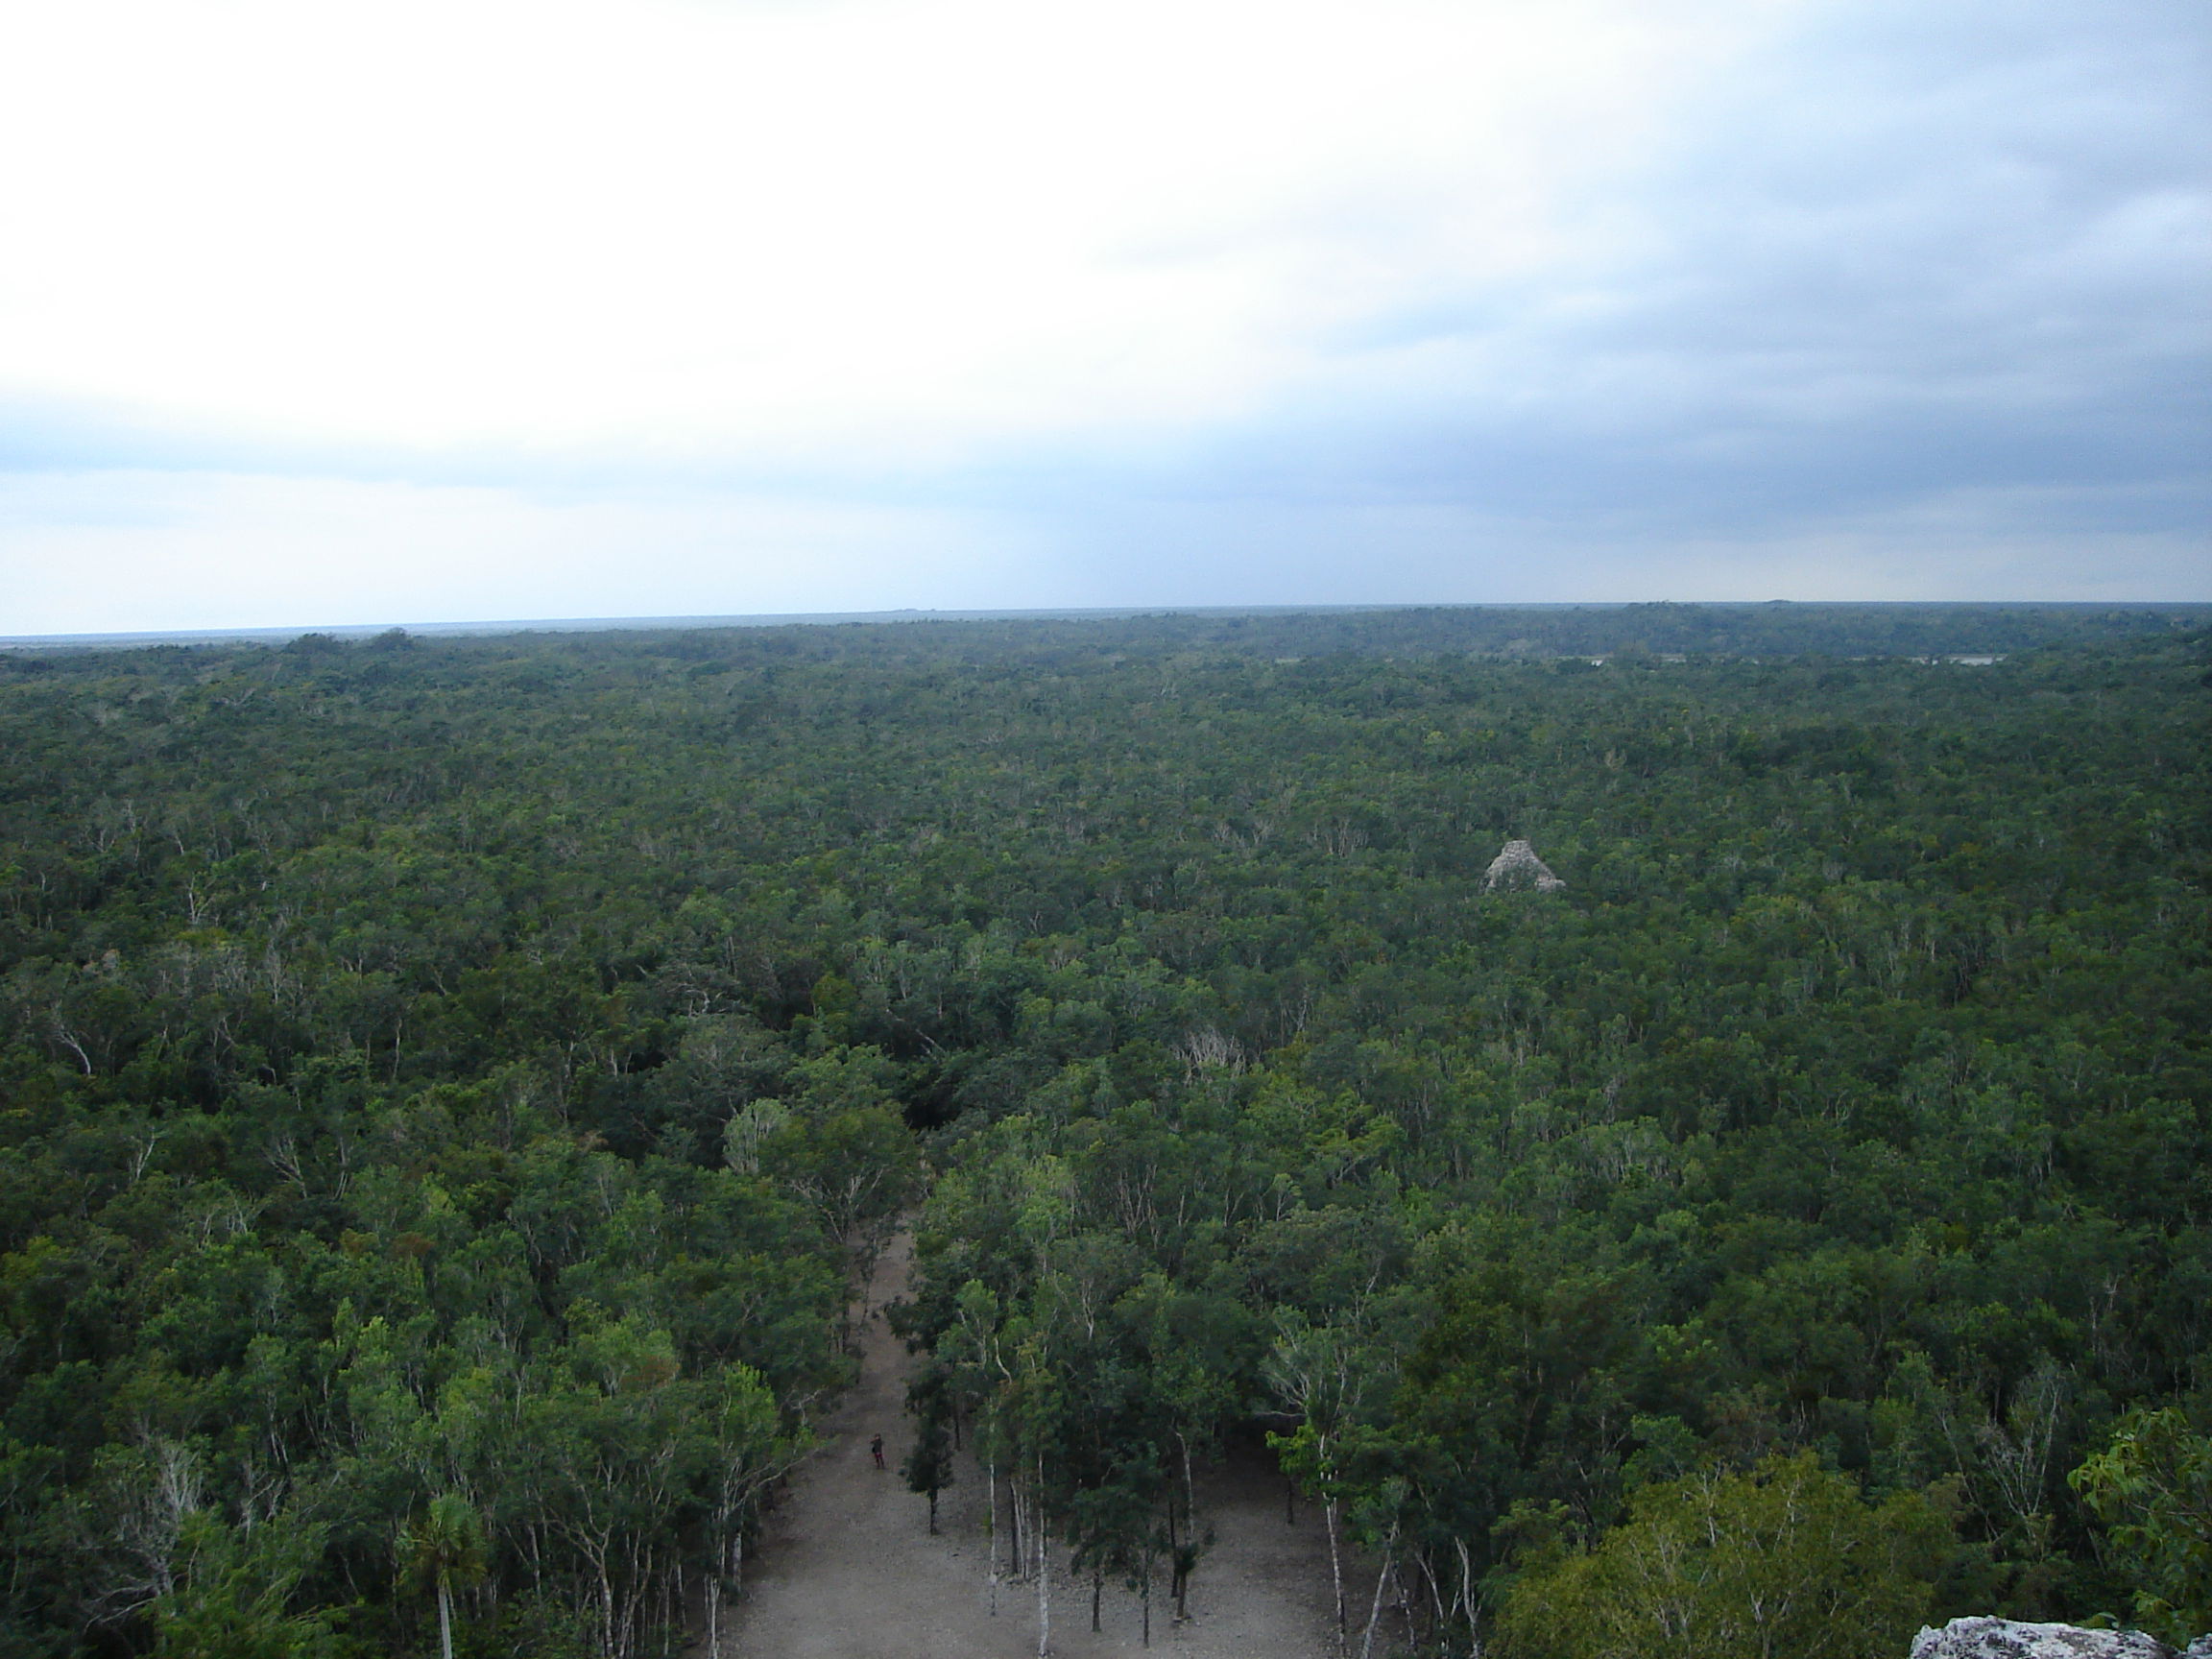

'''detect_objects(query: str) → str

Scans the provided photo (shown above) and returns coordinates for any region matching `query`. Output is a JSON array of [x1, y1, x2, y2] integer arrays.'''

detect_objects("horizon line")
[[7, 597, 2210, 651]]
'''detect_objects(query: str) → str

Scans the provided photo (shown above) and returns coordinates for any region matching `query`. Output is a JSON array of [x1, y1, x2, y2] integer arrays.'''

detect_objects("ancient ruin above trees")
[[1484, 838, 1566, 892]]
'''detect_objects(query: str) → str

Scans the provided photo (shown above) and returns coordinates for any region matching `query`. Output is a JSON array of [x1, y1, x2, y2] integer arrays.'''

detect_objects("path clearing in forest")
[[714, 1229, 1358, 1659]]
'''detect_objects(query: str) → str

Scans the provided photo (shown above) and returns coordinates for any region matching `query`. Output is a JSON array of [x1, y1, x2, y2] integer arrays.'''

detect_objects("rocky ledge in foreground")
[[1912, 1618, 2212, 1659]]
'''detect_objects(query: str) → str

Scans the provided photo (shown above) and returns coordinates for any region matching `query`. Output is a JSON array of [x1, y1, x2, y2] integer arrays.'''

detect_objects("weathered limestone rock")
[[1484, 838, 1565, 893], [1911, 1618, 2188, 1659]]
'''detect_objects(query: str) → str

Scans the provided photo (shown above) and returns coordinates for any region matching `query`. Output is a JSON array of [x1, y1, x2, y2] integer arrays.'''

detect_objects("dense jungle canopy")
[[1, 603, 2208, 1656]]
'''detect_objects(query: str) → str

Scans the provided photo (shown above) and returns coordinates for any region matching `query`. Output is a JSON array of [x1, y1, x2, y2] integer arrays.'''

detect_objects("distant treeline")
[[9, 599, 2210, 673]]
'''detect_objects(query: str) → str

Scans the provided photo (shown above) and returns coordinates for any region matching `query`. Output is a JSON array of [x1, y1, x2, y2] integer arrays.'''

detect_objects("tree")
[[1266, 1308, 1388, 1647], [151, 1511, 338, 1659], [1070, 1460, 1165, 1644], [759, 1101, 923, 1340], [903, 1401, 957, 1534], [1496, 1453, 1950, 1659], [2070, 1407, 2212, 1644], [699, 1364, 809, 1655], [398, 1493, 486, 1659]]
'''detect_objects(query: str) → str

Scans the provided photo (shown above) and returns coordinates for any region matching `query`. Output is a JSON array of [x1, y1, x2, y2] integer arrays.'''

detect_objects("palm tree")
[[398, 1494, 487, 1659]]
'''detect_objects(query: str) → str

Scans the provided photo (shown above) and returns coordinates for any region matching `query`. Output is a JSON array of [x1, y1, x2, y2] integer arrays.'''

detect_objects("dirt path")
[[716, 1230, 1357, 1659]]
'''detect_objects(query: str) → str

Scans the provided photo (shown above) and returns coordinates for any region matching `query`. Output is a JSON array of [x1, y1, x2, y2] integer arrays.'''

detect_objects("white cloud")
[[2, 0, 2202, 629], [0, 0, 1778, 466]]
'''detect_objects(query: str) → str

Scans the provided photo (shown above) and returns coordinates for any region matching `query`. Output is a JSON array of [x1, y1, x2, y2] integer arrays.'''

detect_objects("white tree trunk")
[[1358, 1538, 1396, 1659], [1034, 1463, 1051, 1658], [1324, 1497, 1346, 1652]]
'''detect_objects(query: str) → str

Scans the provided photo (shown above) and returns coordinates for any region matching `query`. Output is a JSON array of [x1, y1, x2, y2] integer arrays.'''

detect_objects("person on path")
[[870, 1433, 886, 1470]]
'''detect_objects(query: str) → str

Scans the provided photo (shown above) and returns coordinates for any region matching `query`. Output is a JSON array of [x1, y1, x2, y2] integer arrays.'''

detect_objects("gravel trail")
[[716, 1229, 1354, 1659]]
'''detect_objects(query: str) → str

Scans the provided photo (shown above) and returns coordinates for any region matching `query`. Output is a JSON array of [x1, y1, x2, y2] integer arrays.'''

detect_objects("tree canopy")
[[1, 604, 2205, 1654]]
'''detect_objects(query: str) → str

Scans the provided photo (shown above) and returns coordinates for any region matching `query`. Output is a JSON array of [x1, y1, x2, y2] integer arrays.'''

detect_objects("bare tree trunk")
[[1165, 1480, 1178, 1589], [1324, 1496, 1346, 1651], [1358, 1532, 1397, 1659], [1034, 1458, 1051, 1658], [987, 1459, 999, 1615], [1418, 1551, 1444, 1635], [1454, 1537, 1474, 1633], [1179, 1432, 1196, 1545], [437, 1580, 454, 1659]]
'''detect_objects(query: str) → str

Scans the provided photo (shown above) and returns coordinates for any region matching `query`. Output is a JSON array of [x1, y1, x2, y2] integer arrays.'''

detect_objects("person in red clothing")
[[870, 1433, 885, 1470]]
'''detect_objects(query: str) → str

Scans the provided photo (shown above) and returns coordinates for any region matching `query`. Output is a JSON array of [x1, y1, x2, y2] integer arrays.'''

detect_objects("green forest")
[[1, 603, 2207, 1657]]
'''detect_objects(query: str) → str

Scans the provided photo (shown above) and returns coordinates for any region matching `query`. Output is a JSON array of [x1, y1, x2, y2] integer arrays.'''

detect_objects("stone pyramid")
[[1484, 838, 1565, 893]]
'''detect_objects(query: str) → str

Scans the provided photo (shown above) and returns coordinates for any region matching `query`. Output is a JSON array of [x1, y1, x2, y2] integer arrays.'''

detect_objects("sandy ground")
[[715, 1231, 1363, 1659]]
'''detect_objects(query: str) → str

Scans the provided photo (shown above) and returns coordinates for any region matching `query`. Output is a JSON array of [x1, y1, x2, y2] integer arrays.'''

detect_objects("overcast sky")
[[2, 0, 2205, 633]]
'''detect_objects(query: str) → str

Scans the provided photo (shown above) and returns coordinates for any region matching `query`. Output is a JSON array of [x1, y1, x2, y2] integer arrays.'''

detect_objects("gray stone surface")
[[1483, 839, 1565, 893], [1911, 1618, 2178, 1659]]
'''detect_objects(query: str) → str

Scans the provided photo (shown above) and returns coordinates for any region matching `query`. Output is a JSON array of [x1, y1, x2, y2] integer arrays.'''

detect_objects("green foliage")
[[150, 1512, 342, 1659], [399, 1494, 485, 1659], [2070, 1407, 2212, 1642], [1496, 1453, 1951, 1659], [0, 608, 2203, 1652], [902, 1401, 956, 1533], [399, 1494, 487, 1594]]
